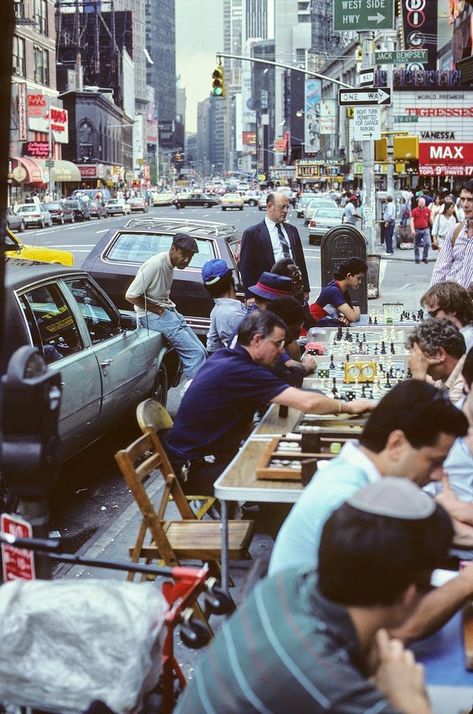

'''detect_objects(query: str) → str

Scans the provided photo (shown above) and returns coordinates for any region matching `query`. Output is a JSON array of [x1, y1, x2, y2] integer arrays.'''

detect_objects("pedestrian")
[[201, 258, 246, 353], [342, 194, 361, 225], [382, 195, 396, 255], [239, 192, 310, 299], [431, 200, 457, 251], [410, 196, 431, 264], [309, 257, 366, 326], [125, 233, 207, 382], [431, 179, 473, 289], [176, 477, 455, 714]]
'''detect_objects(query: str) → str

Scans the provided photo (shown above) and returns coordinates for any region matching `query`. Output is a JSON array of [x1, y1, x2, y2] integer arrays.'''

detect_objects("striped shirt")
[[431, 221, 473, 289], [175, 570, 401, 714]]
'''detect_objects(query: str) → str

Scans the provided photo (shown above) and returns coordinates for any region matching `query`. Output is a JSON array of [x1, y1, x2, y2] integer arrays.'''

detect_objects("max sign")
[[419, 142, 473, 165]]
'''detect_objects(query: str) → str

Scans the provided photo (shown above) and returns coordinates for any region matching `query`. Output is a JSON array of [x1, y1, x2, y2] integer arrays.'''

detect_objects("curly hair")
[[420, 282, 473, 326], [405, 318, 466, 359]]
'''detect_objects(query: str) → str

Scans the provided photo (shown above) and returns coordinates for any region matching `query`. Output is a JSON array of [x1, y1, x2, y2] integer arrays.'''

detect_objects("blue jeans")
[[384, 221, 395, 253], [414, 228, 430, 261], [140, 310, 207, 378]]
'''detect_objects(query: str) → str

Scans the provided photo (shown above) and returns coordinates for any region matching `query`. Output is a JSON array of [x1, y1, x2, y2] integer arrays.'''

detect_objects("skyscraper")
[[145, 0, 176, 126]]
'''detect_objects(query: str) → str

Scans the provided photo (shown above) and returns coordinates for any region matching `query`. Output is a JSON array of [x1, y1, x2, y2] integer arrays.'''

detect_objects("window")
[[65, 278, 121, 344], [19, 284, 83, 364], [12, 36, 25, 78], [14, 1, 25, 21], [33, 0, 48, 35], [105, 233, 216, 269], [33, 46, 50, 86]]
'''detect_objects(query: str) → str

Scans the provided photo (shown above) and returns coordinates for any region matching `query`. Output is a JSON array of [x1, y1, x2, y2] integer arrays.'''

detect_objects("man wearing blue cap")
[[201, 259, 246, 352]]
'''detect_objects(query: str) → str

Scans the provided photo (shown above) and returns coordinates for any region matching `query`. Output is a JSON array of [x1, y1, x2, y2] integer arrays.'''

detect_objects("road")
[[18, 202, 436, 551]]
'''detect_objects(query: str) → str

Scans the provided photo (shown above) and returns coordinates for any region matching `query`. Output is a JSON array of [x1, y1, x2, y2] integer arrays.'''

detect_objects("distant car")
[[276, 187, 297, 207], [88, 199, 108, 219], [174, 193, 220, 209], [105, 198, 131, 216], [258, 193, 269, 211], [221, 193, 244, 211], [308, 207, 345, 245], [6, 209, 25, 233], [4, 227, 74, 265], [296, 194, 317, 218], [82, 217, 242, 336], [44, 201, 72, 225], [152, 191, 176, 207], [62, 198, 92, 221], [303, 198, 338, 225], [127, 196, 148, 213], [242, 191, 260, 207], [15, 203, 53, 229], [3, 260, 181, 462]]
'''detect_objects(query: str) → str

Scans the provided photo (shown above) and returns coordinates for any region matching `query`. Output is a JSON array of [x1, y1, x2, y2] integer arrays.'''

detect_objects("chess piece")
[[390, 342, 395, 354], [381, 341, 386, 355], [346, 353, 350, 362], [369, 315, 373, 325], [369, 389, 374, 399], [330, 354, 335, 369], [374, 316, 378, 325]]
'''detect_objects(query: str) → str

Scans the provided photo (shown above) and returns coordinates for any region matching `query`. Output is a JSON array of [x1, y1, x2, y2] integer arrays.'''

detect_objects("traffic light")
[[374, 137, 388, 162], [393, 136, 419, 160], [175, 153, 181, 162], [211, 65, 225, 96]]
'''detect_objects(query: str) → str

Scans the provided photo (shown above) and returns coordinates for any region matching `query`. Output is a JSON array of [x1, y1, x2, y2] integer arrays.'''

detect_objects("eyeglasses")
[[273, 204, 289, 210], [428, 307, 443, 318]]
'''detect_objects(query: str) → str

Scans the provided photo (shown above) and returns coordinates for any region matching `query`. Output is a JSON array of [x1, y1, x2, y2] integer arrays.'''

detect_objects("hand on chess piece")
[[343, 399, 376, 415]]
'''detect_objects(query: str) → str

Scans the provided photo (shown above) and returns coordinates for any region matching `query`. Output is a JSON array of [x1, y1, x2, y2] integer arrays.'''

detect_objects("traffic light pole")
[[361, 34, 376, 254]]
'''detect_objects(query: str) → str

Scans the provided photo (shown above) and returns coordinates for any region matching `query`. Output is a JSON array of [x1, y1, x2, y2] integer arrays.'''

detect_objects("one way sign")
[[338, 87, 391, 106]]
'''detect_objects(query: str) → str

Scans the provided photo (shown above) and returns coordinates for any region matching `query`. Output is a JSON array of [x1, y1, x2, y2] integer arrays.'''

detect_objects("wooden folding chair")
[[136, 398, 217, 520], [114, 429, 254, 584]]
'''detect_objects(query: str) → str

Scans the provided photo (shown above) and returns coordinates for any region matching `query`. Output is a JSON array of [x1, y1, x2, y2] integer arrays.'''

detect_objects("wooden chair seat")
[[130, 520, 254, 561]]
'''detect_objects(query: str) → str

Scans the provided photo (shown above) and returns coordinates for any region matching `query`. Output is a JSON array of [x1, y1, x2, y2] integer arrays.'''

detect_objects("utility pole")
[[361, 34, 376, 253]]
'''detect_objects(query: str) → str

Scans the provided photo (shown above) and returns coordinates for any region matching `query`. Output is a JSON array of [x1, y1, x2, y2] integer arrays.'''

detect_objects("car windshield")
[[63, 201, 78, 208], [308, 200, 334, 208], [18, 205, 37, 213], [314, 208, 343, 218], [105, 232, 216, 269], [47, 203, 61, 210]]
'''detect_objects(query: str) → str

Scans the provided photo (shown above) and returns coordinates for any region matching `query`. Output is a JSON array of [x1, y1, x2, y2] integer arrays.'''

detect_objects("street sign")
[[45, 159, 54, 167], [1, 513, 35, 582], [333, 0, 395, 32], [353, 107, 381, 141], [338, 87, 391, 106], [375, 49, 429, 65], [359, 68, 375, 87]]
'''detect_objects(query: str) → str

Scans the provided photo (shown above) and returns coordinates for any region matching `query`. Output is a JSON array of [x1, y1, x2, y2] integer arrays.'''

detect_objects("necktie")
[[277, 223, 290, 258]]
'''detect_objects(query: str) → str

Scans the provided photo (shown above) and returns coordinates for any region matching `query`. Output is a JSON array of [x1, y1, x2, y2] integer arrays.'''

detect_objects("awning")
[[37, 159, 81, 182], [10, 156, 44, 184]]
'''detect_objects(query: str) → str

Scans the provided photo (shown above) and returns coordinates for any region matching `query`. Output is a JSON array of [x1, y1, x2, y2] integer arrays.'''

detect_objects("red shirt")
[[411, 206, 430, 229]]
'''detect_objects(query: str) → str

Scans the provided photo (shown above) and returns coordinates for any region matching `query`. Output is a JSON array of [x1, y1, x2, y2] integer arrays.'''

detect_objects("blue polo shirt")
[[310, 279, 352, 322], [165, 344, 289, 462]]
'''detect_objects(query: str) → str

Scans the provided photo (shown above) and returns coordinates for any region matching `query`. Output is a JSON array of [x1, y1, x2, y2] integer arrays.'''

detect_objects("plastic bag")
[[0, 579, 168, 713]]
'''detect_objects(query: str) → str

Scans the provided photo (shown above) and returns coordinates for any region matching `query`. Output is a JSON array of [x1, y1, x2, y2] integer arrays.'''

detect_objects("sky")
[[176, 0, 224, 133]]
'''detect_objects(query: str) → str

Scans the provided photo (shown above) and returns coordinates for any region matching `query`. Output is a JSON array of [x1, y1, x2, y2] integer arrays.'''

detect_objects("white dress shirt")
[[264, 216, 293, 262]]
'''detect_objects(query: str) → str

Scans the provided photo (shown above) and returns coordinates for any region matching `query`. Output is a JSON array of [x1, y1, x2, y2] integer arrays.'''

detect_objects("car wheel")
[[202, 202, 209, 208], [151, 365, 168, 407], [221, 207, 226, 211], [248, 200, 256, 207], [19, 220, 25, 232], [40, 219, 45, 229], [60, 216, 64, 225], [239, 206, 243, 211], [70, 215, 75, 223]]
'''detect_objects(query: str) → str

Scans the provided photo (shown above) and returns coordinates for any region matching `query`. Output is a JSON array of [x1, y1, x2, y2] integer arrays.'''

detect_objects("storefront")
[[8, 156, 44, 204]]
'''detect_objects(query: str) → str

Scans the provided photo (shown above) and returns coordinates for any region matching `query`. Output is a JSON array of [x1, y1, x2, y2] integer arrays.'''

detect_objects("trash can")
[[366, 254, 381, 299]]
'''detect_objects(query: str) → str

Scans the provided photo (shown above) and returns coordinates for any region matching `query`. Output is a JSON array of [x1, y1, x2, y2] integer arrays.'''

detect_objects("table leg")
[[220, 499, 229, 592]]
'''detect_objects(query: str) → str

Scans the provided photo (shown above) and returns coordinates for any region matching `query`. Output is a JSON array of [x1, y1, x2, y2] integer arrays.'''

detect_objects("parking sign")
[[1, 513, 35, 581]]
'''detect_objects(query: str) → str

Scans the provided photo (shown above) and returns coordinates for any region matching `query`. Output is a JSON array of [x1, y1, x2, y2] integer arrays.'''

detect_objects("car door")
[[17, 281, 101, 458], [63, 277, 158, 434]]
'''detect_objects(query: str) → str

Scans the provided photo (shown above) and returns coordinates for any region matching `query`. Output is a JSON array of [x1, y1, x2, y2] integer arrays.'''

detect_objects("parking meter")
[[1, 346, 62, 501]]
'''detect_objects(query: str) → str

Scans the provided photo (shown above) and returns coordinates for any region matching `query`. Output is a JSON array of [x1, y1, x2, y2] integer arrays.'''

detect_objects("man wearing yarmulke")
[[177, 478, 451, 714]]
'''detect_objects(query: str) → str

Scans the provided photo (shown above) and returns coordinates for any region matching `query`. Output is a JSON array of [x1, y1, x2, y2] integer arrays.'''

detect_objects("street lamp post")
[[46, 97, 55, 199]]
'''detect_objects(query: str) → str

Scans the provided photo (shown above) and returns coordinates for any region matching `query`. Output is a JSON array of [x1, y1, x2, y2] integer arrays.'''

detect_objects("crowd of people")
[[122, 183, 473, 714]]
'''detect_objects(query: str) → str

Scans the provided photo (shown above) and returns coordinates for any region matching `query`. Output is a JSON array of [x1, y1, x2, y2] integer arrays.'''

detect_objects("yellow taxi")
[[5, 227, 74, 266], [221, 192, 244, 211]]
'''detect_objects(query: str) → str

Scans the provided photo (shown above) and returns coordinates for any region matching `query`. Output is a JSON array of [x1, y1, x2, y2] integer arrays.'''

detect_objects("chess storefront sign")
[[24, 141, 50, 158]]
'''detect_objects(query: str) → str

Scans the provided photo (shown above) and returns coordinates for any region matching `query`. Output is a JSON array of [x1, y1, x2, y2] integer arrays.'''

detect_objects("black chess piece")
[[361, 384, 367, 398], [374, 316, 378, 325], [418, 308, 424, 320], [390, 342, 395, 354], [400, 313, 404, 322], [330, 354, 335, 369], [381, 341, 386, 355], [369, 389, 374, 399], [369, 315, 373, 325], [385, 375, 391, 388], [346, 353, 350, 362], [332, 377, 338, 397], [362, 333, 367, 343], [336, 326, 343, 341], [374, 344, 378, 355]]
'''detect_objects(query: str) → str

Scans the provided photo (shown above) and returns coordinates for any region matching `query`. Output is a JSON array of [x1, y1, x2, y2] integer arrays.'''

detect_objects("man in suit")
[[239, 191, 310, 298]]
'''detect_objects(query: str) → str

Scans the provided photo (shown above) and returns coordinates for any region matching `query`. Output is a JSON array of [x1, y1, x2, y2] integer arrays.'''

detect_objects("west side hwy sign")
[[338, 87, 392, 106], [333, 0, 395, 32]]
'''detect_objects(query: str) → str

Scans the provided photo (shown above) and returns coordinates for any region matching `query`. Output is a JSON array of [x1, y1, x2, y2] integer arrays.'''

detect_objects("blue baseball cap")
[[202, 259, 232, 286]]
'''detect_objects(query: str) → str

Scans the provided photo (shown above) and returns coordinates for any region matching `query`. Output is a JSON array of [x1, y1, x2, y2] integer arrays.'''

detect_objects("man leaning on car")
[[125, 233, 207, 381]]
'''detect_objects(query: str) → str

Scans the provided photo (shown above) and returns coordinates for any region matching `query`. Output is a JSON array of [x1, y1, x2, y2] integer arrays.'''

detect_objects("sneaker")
[[422, 258, 428, 264], [382, 252, 393, 256], [415, 259, 420, 264]]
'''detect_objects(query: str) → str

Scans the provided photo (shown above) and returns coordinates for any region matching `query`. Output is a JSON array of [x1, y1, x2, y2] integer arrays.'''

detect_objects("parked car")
[[275, 187, 297, 207], [4, 227, 74, 265], [3, 260, 181, 461], [258, 193, 269, 211], [221, 193, 244, 211], [296, 194, 317, 218], [6, 209, 25, 233], [82, 217, 242, 336], [88, 199, 108, 219], [15, 203, 53, 229], [174, 192, 220, 209], [152, 191, 176, 207], [303, 198, 338, 225], [243, 191, 260, 207], [44, 201, 74, 225], [105, 198, 132, 216], [307, 207, 345, 245], [127, 196, 148, 213], [62, 198, 92, 221]]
